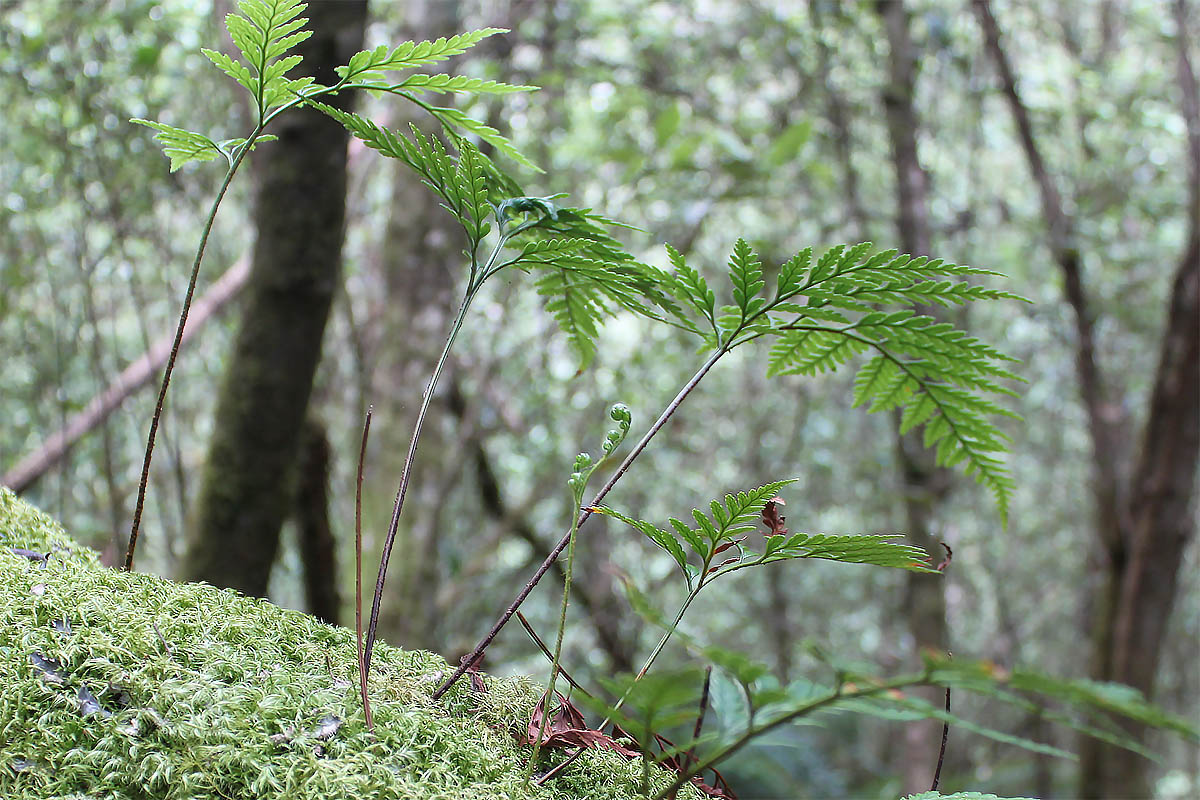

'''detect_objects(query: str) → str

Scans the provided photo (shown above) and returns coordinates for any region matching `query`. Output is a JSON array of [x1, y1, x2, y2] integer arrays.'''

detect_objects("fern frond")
[[726, 237, 766, 326], [129, 121, 223, 171], [424, 105, 539, 172], [205, 0, 313, 114], [308, 104, 470, 224], [337, 29, 507, 80], [662, 480, 795, 551], [662, 244, 716, 332], [595, 480, 796, 586], [749, 243, 1026, 519], [755, 532, 934, 572], [535, 268, 604, 368], [590, 506, 693, 583], [390, 74, 536, 95]]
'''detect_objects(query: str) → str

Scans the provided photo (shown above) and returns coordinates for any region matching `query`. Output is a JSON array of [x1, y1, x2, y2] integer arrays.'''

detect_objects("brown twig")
[[931, 683, 951, 790], [672, 665, 714, 799], [516, 612, 591, 697], [356, 405, 374, 732]]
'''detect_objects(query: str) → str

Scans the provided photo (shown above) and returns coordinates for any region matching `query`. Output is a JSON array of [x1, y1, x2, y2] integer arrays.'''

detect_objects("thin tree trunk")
[[183, 1, 367, 595], [877, 2, 952, 792], [974, 1, 1200, 794]]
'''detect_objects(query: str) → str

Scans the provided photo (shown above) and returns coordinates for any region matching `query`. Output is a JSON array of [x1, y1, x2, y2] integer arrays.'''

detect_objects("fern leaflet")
[[203, 0, 314, 115], [337, 29, 507, 80], [129, 121, 223, 171]]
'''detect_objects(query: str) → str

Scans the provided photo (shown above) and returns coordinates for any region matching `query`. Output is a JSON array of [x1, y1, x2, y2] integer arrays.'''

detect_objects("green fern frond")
[[129, 121, 223, 171], [455, 142, 492, 244], [600, 480, 796, 560], [337, 29, 507, 80], [726, 237, 767, 327], [755, 532, 934, 572], [423, 105, 539, 172], [204, 0, 313, 114], [535, 268, 604, 368], [590, 506, 693, 582], [389, 74, 536, 95], [307, 104, 471, 226]]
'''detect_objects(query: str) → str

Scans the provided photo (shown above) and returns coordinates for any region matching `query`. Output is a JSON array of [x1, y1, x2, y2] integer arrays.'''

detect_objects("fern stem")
[[362, 236, 505, 674], [433, 344, 729, 700], [123, 129, 260, 571], [651, 671, 931, 800], [355, 405, 374, 732], [362, 291, 471, 674], [525, 492, 584, 781], [535, 580, 706, 786]]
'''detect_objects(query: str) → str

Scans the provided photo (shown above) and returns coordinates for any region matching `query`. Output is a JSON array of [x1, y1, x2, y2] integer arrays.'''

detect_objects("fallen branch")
[[2, 257, 250, 493]]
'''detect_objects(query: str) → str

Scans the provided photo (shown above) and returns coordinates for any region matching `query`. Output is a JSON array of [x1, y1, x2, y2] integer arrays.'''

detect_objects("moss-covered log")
[[0, 489, 701, 799]]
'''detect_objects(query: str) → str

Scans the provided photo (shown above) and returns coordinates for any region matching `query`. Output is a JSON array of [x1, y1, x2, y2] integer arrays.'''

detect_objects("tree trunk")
[[974, 1, 1200, 794], [296, 417, 339, 624], [183, 1, 367, 595], [877, 2, 952, 792], [1099, 2, 1200, 793]]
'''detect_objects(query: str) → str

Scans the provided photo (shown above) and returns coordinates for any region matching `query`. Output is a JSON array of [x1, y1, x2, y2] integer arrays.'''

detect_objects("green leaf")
[[590, 507, 690, 584], [425, 105, 540, 172], [212, 0, 313, 113], [765, 120, 812, 167], [337, 29, 507, 79], [751, 533, 935, 572], [659, 243, 716, 336], [754, 243, 1026, 520], [839, 693, 1077, 760], [130, 120, 223, 171], [726, 237, 766, 326], [390, 74, 536, 95], [606, 481, 796, 568]]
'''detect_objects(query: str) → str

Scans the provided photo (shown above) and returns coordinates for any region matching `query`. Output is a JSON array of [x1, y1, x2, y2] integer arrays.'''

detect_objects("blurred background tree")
[[1, 0, 1195, 797]]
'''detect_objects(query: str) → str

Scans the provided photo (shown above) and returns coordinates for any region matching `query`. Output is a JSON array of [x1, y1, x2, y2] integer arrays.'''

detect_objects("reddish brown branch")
[[3, 257, 250, 494], [356, 406, 374, 732]]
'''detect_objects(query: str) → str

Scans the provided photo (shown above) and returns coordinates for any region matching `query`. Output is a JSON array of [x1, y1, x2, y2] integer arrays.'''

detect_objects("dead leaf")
[[310, 714, 343, 741], [78, 686, 111, 718], [935, 541, 953, 572], [761, 497, 787, 536], [29, 653, 67, 685]]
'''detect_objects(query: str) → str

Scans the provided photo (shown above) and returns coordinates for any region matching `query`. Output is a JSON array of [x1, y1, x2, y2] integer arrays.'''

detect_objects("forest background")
[[1, 0, 1196, 797]]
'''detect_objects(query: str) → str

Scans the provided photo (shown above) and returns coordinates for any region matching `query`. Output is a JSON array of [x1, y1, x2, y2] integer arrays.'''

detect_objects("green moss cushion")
[[0, 488, 699, 799]]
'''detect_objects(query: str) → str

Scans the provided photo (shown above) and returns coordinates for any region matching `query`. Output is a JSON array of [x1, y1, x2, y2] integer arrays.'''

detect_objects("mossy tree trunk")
[[878, 1, 953, 792], [183, 1, 367, 596]]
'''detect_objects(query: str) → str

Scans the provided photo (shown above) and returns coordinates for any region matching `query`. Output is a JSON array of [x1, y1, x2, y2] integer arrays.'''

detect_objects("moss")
[[0, 488, 702, 799]]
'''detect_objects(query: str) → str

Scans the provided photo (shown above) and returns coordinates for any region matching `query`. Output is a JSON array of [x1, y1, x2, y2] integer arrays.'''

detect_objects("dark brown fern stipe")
[[355, 405, 374, 732]]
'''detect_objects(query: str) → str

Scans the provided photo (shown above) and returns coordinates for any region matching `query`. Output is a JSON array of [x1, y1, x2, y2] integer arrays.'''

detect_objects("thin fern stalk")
[[123, 128, 262, 571], [525, 499, 584, 782], [362, 235, 504, 674], [433, 343, 730, 700], [355, 405, 374, 732], [536, 577, 708, 785], [651, 670, 934, 800]]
